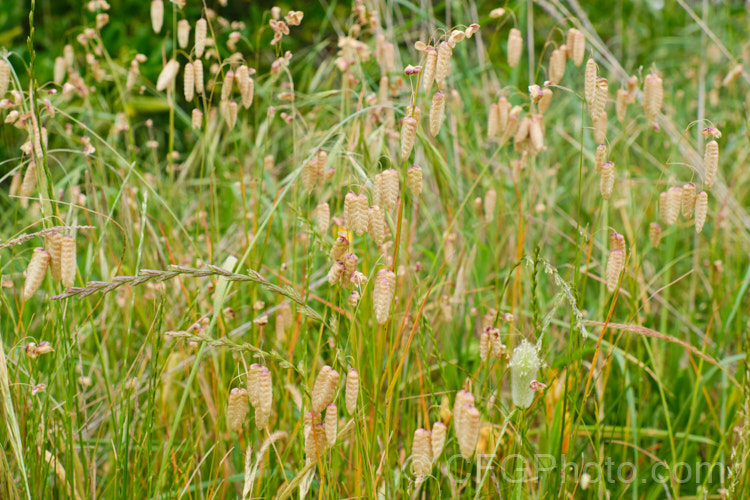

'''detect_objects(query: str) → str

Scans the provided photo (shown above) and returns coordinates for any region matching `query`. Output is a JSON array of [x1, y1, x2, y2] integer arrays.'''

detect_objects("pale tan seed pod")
[[275, 312, 286, 341], [150, 0, 164, 34], [0, 60, 11, 96], [60, 235, 76, 289], [314, 202, 330, 234], [330, 232, 349, 260], [452, 390, 474, 437], [609, 232, 626, 253], [183, 62, 195, 101], [193, 59, 204, 94], [594, 144, 607, 173], [372, 173, 383, 207], [45, 232, 63, 282], [584, 58, 596, 107], [479, 330, 489, 362], [487, 103, 499, 138], [222, 69, 235, 101], [593, 113, 607, 144], [381, 169, 399, 212], [317, 150, 328, 179], [431, 421, 447, 462], [488, 327, 504, 358], [373, 269, 396, 324], [345, 369, 358, 414], [529, 114, 545, 153], [538, 88, 553, 114], [615, 88, 628, 123], [368, 205, 387, 245], [600, 161, 615, 200], [23, 248, 50, 301], [305, 423, 327, 462], [53, 57, 66, 86], [236, 66, 254, 109], [191, 108, 202, 129], [20, 160, 37, 207], [497, 96, 511, 133], [328, 260, 345, 286], [422, 47, 437, 93], [255, 366, 272, 429], [224, 100, 238, 129], [247, 363, 262, 409], [400, 116, 418, 161], [514, 115, 530, 145], [353, 194, 369, 236], [411, 428, 433, 477], [649, 222, 662, 248], [177, 19, 191, 49], [405, 165, 423, 198], [435, 42, 452, 90], [458, 404, 480, 459], [606, 249, 625, 293], [549, 49, 565, 85], [570, 29, 585, 66], [9, 173, 20, 198], [325, 403, 337, 446], [484, 189, 496, 223], [311, 365, 339, 413], [591, 77, 608, 121], [659, 191, 669, 224], [195, 18, 207, 58], [227, 388, 249, 432], [665, 187, 682, 225], [156, 59, 180, 91], [344, 192, 357, 231], [703, 140, 718, 189], [694, 191, 708, 233], [507, 28, 522, 68], [347, 290, 360, 307], [302, 156, 319, 191], [429, 91, 446, 136], [681, 182, 697, 219], [644, 73, 663, 125], [341, 253, 358, 288]]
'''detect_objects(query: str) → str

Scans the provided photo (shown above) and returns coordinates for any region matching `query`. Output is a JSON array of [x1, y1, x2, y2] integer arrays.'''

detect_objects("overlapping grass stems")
[[0, 0, 749, 498]]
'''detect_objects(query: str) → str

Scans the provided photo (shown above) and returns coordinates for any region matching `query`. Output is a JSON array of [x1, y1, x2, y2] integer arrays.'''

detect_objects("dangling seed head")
[[325, 403, 337, 447], [570, 29, 586, 66], [45, 231, 63, 282], [694, 191, 708, 233], [422, 47, 437, 93], [330, 232, 349, 260], [183, 62, 195, 101], [411, 428, 433, 476], [177, 19, 191, 49], [311, 365, 339, 413], [328, 260, 345, 286], [644, 72, 663, 126], [345, 368, 358, 414], [615, 88, 628, 123], [406, 165, 422, 197], [191, 108, 202, 129], [509, 340, 541, 408], [507, 28, 523, 68], [548, 49, 565, 85], [255, 366, 272, 429], [151, 0, 164, 34], [222, 69, 235, 101], [599, 161, 615, 200], [665, 187, 682, 225], [400, 116, 418, 161], [156, 59, 180, 91], [458, 405, 480, 459], [488, 103, 499, 138], [381, 169, 400, 212], [223, 99, 238, 129], [538, 88, 553, 114], [594, 144, 607, 173], [23, 248, 50, 301], [484, 189, 496, 223], [479, 330, 489, 362], [304, 422, 327, 462], [649, 222, 662, 248], [227, 388, 249, 432], [593, 112, 607, 144], [193, 59, 204, 94], [452, 389, 474, 437], [703, 140, 718, 190], [591, 77, 608, 121], [529, 114, 545, 153], [246, 363, 262, 409], [681, 182, 697, 219], [431, 421, 447, 462], [314, 202, 330, 234], [347, 290, 360, 307], [488, 327, 504, 359], [373, 269, 396, 324], [368, 205, 387, 245], [195, 19, 207, 58], [435, 42, 452, 90], [584, 58, 597, 107], [429, 91, 446, 136], [606, 249, 625, 293], [0, 60, 10, 97], [609, 232, 626, 253], [60, 235, 76, 288]]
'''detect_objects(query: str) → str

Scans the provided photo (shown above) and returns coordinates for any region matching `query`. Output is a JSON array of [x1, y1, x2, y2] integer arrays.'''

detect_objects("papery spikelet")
[[681, 182, 697, 219], [599, 161, 615, 200], [591, 77, 608, 121], [236, 65, 253, 108], [381, 169, 399, 212], [507, 28, 522, 68], [23, 248, 50, 301], [406, 165, 422, 197], [311, 365, 339, 413], [341, 253, 358, 287], [305, 423, 327, 462], [458, 405, 480, 459], [609, 232, 625, 253], [156, 59, 180, 91], [703, 140, 718, 189], [328, 260, 344, 286], [570, 29, 585, 66], [222, 70, 235, 101], [649, 222, 662, 248], [314, 203, 330, 234], [0, 60, 10, 96], [45, 231, 63, 282], [183, 62, 195, 101], [694, 191, 708, 233], [497, 96, 511, 133], [316, 150, 328, 179], [411, 429, 433, 476], [439, 395, 451, 423], [510, 340, 540, 408], [368, 205, 386, 245], [615, 88, 628, 123], [151, 0, 164, 34], [353, 194, 369, 235], [479, 330, 489, 362], [644, 73, 663, 125], [593, 112, 607, 144], [435, 42, 452, 90], [373, 269, 396, 324], [487, 102, 499, 138], [330, 232, 349, 260], [255, 367, 273, 429], [54, 57, 66, 86], [514, 115, 530, 145], [193, 60, 204, 94], [538, 88, 553, 114], [227, 388, 249, 432], [195, 19, 207, 58], [246, 364, 262, 409], [431, 422, 447, 462], [549, 49, 565, 85], [484, 189, 496, 223], [529, 114, 545, 153], [452, 390, 474, 436], [177, 20, 191, 49], [60, 235, 76, 288], [400, 116, 418, 161], [348, 290, 360, 307], [344, 192, 357, 231], [606, 249, 625, 293], [665, 187, 682, 225], [302, 156, 320, 191], [345, 369, 358, 414], [429, 91, 445, 136], [224, 100, 238, 129], [325, 403, 337, 447], [422, 47, 437, 93], [584, 58, 596, 107], [594, 144, 607, 173], [488, 327, 504, 358], [659, 192, 669, 224], [191, 108, 202, 129]]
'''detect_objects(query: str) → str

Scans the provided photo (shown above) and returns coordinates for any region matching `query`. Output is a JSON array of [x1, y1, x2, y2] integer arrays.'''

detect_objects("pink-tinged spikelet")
[[23, 248, 50, 300], [373, 269, 396, 324], [615, 88, 628, 123]]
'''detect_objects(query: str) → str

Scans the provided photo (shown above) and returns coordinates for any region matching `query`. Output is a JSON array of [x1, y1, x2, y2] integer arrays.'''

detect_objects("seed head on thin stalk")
[[514, 115, 530, 146], [193, 60, 204, 94], [222, 69, 235, 101], [19, 162, 37, 205], [327, 260, 344, 286], [548, 49, 565, 85], [195, 18, 207, 58], [353, 194, 369, 236], [435, 41, 452, 90], [406, 165, 422, 197], [644, 72, 663, 126], [0, 60, 10, 96], [599, 161, 615, 200], [325, 403, 337, 447], [488, 327, 505, 358], [609, 232, 625, 253], [368, 205, 386, 245], [497, 96, 511, 132], [330, 232, 349, 260], [591, 77, 608, 122], [422, 46, 437, 93], [649, 222, 662, 248], [538, 88, 553, 114], [584, 58, 596, 107], [156, 60, 180, 91], [151, 0, 163, 34], [411, 428, 433, 477], [191, 109, 202, 129], [606, 249, 625, 293], [24, 248, 50, 301], [458, 405, 480, 459], [484, 189, 496, 223], [681, 183, 697, 219], [305, 423, 327, 462], [45, 231, 63, 282], [256, 366, 272, 430], [313, 202, 330, 234], [183, 62, 194, 101], [177, 20, 191, 49], [347, 290, 360, 307], [227, 388, 249, 432], [594, 144, 607, 173], [345, 368, 358, 414], [381, 169, 399, 212], [665, 187, 682, 225], [247, 364, 262, 409], [694, 191, 708, 233], [429, 91, 445, 136], [507, 28, 522, 68], [373, 269, 396, 324], [703, 140, 718, 189], [615, 88, 628, 123], [529, 114, 545, 153], [60, 235, 76, 289], [223, 100, 238, 129], [312, 365, 339, 413], [569, 28, 585, 66], [593, 112, 607, 144], [452, 389, 474, 437], [510, 340, 541, 408], [479, 330, 489, 362], [431, 421, 447, 462], [236, 65, 254, 109], [487, 103, 499, 138], [400, 116, 418, 161]]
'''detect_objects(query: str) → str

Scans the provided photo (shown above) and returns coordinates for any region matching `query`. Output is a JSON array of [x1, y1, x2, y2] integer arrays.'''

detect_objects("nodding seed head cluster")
[[548, 48, 565, 85], [373, 169, 399, 212]]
